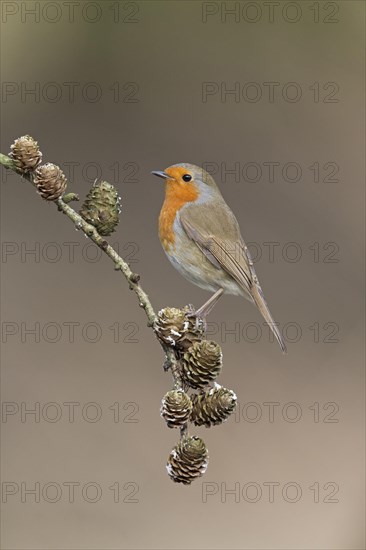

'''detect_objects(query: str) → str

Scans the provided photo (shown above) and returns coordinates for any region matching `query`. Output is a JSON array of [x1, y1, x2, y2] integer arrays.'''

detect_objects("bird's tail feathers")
[[250, 283, 287, 354]]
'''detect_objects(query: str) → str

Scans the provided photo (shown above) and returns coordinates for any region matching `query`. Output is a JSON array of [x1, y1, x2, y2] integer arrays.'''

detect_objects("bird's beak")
[[151, 170, 170, 180]]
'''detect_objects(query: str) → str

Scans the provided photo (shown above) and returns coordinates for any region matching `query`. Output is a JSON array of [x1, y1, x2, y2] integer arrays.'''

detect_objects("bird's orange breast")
[[159, 181, 199, 251]]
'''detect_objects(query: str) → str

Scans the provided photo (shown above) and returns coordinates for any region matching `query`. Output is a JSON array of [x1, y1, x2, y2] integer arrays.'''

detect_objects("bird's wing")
[[179, 201, 253, 293], [179, 202, 287, 353]]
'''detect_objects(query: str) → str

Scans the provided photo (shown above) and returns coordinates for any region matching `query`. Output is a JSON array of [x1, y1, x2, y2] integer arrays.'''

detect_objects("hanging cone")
[[191, 385, 237, 427], [166, 435, 208, 485], [9, 135, 42, 173], [181, 340, 222, 389], [79, 181, 121, 236], [160, 389, 192, 428], [33, 163, 67, 200], [154, 305, 204, 349]]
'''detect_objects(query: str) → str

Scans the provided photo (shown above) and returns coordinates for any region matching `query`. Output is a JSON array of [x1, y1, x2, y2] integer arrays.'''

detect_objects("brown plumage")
[[152, 164, 286, 353]]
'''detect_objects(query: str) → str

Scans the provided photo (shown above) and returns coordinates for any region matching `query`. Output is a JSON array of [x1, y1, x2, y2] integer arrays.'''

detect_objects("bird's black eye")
[[182, 174, 192, 182]]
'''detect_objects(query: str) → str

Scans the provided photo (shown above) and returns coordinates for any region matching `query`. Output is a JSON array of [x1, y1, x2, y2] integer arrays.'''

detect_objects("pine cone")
[[154, 306, 204, 349], [191, 385, 237, 427], [160, 390, 192, 428], [9, 135, 42, 173], [79, 181, 121, 236], [166, 436, 208, 485], [33, 163, 67, 200], [181, 340, 222, 389]]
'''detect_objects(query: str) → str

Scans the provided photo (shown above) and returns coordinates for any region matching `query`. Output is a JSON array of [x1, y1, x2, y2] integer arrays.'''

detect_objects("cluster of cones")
[[155, 306, 237, 485], [8, 135, 121, 236]]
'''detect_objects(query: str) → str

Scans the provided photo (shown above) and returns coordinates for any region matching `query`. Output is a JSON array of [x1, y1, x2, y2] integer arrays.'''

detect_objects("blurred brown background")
[[1, 1, 364, 548]]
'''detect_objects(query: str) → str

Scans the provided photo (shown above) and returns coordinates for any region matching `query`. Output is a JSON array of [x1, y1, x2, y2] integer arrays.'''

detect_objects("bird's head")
[[152, 163, 221, 204]]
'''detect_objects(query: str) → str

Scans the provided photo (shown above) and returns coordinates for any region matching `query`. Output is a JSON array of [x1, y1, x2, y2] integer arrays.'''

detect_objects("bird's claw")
[[184, 308, 207, 332]]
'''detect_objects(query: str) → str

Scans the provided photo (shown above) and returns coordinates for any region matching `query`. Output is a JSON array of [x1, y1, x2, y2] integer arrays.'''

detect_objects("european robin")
[[152, 163, 286, 353]]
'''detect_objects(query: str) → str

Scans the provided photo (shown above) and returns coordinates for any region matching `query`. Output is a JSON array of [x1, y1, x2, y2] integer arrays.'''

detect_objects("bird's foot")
[[184, 305, 207, 332], [184, 289, 224, 333], [186, 304, 206, 332]]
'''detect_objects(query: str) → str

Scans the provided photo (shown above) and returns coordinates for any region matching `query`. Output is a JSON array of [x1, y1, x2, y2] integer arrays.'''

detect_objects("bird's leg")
[[185, 289, 224, 332], [195, 288, 224, 319]]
